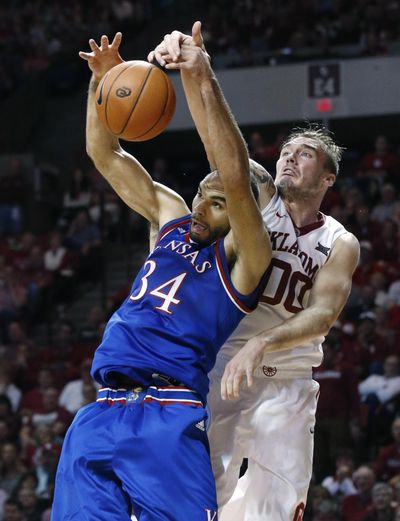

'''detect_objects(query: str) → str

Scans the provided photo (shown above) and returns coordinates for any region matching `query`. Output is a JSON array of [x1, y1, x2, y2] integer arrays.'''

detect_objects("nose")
[[286, 152, 296, 163], [193, 199, 206, 215]]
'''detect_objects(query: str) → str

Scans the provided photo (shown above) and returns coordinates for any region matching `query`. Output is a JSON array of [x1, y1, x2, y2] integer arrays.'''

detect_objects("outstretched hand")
[[220, 336, 265, 400], [148, 21, 205, 67], [79, 33, 124, 81]]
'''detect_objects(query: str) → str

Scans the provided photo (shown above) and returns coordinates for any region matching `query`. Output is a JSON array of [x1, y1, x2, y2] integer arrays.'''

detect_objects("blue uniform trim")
[[155, 213, 192, 246], [97, 386, 204, 407]]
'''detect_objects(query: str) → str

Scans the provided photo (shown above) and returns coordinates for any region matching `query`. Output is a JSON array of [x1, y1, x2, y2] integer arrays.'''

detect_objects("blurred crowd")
[[0, 0, 155, 100], [201, 0, 400, 67], [0, 129, 399, 519], [2, 0, 400, 100]]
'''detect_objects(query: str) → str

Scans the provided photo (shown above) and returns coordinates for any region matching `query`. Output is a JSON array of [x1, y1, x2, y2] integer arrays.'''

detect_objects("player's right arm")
[[148, 22, 276, 208], [80, 34, 189, 229], [149, 22, 216, 170]]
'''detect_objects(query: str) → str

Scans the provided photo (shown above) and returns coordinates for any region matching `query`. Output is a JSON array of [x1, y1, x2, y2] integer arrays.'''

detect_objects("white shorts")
[[207, 358, 319, 521]]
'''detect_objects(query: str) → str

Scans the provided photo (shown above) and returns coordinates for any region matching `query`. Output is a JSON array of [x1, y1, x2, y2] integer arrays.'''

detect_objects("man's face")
[[372, 485, 392, 510], [190, 172, 230, 246], [3, 504, 23, 521], [275, 137, 335, 200], [353, 468, 374, 493]]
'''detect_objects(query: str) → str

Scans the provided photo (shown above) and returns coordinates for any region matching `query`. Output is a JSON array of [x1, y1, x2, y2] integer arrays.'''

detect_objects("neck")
[[283, 199, 322, 228]]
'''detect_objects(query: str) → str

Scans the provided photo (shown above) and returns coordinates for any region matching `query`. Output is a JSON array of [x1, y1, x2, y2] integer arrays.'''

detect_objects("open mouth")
[[191, 219, 208, 235], [282, 168, 296, 176]]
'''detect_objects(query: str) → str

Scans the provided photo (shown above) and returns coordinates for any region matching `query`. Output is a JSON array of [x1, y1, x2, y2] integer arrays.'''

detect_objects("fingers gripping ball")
[[95, 60, 176, 141]]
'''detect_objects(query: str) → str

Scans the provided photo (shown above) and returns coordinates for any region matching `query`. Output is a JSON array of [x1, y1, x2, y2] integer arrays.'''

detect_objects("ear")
[[325, 172, 336, 188]]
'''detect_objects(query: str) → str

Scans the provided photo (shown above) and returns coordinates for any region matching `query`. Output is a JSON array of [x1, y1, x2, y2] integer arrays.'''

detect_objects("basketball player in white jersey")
[[149, 22, 360, 521]]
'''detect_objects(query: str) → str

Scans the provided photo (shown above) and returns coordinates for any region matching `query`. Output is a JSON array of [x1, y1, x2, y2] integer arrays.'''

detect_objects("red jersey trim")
[[156, 216, 192, 245], [215, 241, 253, 314], [143, 396, 203, 407], [291, 213, 326, 237]]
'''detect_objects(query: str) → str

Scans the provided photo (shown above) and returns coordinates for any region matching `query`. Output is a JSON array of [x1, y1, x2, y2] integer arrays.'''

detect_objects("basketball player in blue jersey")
[[50, 33, 271, 521], [150, 22, 360, 521]]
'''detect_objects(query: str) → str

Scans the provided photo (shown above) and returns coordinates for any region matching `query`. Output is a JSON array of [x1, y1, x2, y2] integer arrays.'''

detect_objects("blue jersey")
[[91, 214, 266, 402]]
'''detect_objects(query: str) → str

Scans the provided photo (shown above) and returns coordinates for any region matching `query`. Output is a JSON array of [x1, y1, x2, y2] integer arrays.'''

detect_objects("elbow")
[[86, 143, 95, 162], [320, 310, 338, 336]]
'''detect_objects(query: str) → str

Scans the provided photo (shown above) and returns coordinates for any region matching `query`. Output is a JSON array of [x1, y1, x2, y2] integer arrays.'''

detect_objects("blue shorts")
[[51, 385, 218, 521]]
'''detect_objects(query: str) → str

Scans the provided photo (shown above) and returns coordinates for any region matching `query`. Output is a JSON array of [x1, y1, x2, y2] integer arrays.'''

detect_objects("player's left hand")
[[79, 33, 124, 81], [220, 336, 265, 400]]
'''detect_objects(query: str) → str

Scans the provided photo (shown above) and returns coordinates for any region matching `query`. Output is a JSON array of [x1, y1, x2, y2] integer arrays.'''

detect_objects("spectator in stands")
[[339, 312, 390, 377], [372, 219, 399, 263], [373, 417, 400, 481], [58, 168, 92, 230], [2, 498, 24, 521], [305, 485, 334, 521], [361, 27, 388, 57], [352, 241, 381, 291], [0, 395, 20, 442], [31, 443, 59, 500], [361, 482, 395, 521], [371, 184, 397, 223], [360, 135, 400, 189], [0, 418, 14, 448], [370, 273, 391, 309], [64, 209, 102, 283], [79, 304, 105, 343], [322, 455, 357, 502], [43, 231, 76, 304], [30, 388, 72, 432], [350, 205, 380, 242], [248, 131, 269, 164], [0, 364, 21, 413], [342, 465, 375, 521], [21, 368, 55, 418], [15, 484, 48, 521], [0, 159, 28, 237], [359, 355, 400, 447], [0, 267, 27, 344], [313, 339, 361, 481], [359, 355, 400, 406], [58, 358, 98, 415], [11, 232, 36, 271], [88, 190, 120, 241], [388, 279, 400, 308], [0, 442, 27, 495], [374, 306, 398, 350]]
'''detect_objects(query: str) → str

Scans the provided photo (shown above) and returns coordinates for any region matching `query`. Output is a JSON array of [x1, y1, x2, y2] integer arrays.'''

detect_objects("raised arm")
[[149, 22, 216, 169], [148, 22, 276, 208], [221, 231, 360, 399], [80, 34, 188, 230], [165, 43, 271, 293]]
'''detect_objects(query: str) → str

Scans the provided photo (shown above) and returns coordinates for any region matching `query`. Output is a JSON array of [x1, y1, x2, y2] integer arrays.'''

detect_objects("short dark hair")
[[211, 169, 260, 202], [282, 123, 345, 176]]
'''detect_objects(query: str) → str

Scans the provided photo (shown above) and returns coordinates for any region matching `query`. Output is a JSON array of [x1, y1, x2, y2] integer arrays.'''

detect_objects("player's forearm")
[[200, 76, 249, 190], [86, 76, 120, 167], [258, 306, 336, 354], [181, 71, 216, 169]]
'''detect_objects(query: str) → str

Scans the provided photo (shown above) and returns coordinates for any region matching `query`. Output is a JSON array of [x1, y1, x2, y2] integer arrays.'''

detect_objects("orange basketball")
[[95, 60, 176, 141]]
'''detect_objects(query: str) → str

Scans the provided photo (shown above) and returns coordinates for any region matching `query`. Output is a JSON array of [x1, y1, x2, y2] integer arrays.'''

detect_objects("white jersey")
[[219, 190, 348, 373]]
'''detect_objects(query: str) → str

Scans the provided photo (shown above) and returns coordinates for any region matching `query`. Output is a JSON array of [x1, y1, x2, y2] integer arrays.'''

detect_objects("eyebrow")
[[210, 195, 226, 203], [282, 143, 318, 152]]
